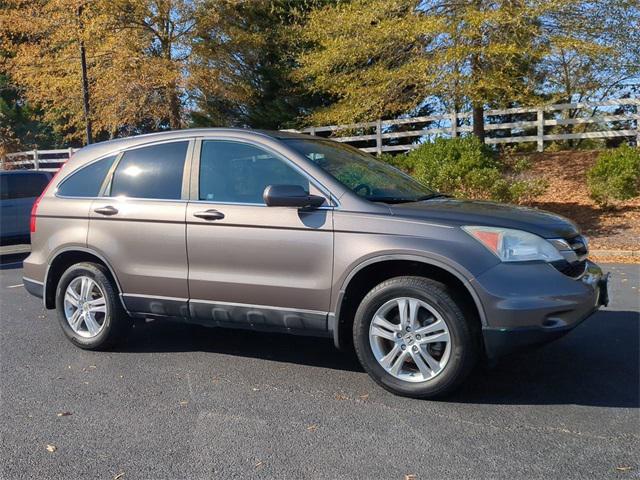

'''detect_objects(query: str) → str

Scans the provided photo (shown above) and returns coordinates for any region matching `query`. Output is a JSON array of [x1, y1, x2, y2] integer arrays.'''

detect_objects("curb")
[[590, 249, 639, 258]]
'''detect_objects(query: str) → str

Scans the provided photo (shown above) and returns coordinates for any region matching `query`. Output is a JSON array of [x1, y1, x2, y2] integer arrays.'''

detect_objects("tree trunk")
[[472, 104, 485, 141], [168, 85, 181, 129], [470, 0, 485, 143], [77, 6, 92, 145]]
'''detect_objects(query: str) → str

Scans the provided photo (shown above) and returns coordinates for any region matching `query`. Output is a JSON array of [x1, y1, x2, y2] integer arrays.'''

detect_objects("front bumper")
[[473, 260, 608, 358]]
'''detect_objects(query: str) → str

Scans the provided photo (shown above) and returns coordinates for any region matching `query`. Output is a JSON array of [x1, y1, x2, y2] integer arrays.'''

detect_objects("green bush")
[[389, 136, 545, 203], [587, 145, 640, 207]]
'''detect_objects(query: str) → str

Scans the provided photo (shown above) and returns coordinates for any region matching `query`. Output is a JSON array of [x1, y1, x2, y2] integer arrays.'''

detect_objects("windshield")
[[282, 138, 436, 203]]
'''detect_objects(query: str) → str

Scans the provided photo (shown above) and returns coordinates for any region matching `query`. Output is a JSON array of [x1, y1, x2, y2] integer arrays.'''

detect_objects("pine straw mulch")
[[522, 150, 639, 263]]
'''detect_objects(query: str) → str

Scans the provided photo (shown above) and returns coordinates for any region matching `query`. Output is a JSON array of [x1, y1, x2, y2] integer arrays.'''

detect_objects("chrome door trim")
[[98, 138, 195, 200], [121, 293, 189, 302]]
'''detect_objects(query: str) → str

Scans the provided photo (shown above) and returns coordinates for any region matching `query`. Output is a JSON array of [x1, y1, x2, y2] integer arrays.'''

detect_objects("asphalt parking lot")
[[1, 256, 638, 480]]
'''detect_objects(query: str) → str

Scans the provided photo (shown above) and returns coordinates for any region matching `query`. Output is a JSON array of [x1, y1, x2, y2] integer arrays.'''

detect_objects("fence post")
[[451, 111, 458, 138], [33, 149, 39, 170], [636, 105, 640, 147], [376, 119, 382, 155], [68, 147, 74, 161], [536, 108, 544, 152], [309, 126, 316, 136]]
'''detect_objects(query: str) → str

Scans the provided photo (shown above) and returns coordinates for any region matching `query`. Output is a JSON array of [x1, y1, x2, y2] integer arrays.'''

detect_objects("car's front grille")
[[556, 259, 587, 278], [550, 234, 589, 278], [566, 234, 589, 258]]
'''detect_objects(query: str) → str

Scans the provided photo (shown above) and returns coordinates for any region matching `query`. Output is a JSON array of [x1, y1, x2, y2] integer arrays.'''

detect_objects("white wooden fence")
[[2, 99, 637, 168], [291, 99, 640, 154], [1, 148, 78, 171]]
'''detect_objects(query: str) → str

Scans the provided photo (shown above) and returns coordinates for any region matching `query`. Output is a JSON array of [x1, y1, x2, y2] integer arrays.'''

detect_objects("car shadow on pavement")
[[122, 318, 364, 372], [119, 310, 638, 408], [450, 310, 639, 408]]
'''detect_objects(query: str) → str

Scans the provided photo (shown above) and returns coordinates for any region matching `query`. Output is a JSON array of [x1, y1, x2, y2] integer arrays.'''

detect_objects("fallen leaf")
[[306, 424, 318, 432], [46, 444, 57, 453], [56, 412, 72, 417], [114, 472, 125, 480], [334, 393, 349, 401], [405, 475, 417, 480], [358, 393, 369, 401], [615, 466, 633, 472]]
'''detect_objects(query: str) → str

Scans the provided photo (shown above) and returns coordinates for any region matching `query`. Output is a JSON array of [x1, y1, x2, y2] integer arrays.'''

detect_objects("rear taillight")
[[30, 195, 42, 233], [30, 169, 63, 234]]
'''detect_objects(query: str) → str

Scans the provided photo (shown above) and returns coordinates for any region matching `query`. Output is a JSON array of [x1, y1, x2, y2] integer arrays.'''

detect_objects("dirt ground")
[[524, 150, 639, 260]]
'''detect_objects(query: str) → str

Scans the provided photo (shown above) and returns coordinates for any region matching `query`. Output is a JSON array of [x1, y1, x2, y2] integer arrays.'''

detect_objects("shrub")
[[587, 145, 640, 207], [379, 152, 416, 173], [392, 136, 545, 203]]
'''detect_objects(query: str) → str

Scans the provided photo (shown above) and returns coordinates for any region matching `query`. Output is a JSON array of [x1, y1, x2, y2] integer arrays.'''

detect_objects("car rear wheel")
[[353, 276, 478, 398], [55, 262, 131, 350]]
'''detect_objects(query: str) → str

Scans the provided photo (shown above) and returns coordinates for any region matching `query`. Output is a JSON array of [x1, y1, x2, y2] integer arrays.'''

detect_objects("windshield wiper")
[[415, 193, 451, 201], [368, 197, 416, 204]]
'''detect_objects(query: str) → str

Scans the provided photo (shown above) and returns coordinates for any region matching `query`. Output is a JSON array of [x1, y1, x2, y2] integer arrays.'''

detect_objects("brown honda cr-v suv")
[[23, 129, 608, 398]]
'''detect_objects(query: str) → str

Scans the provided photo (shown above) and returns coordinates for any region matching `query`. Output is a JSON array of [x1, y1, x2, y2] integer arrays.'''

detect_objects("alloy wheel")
[[369, 297, 451, 382], [63, 276, 107, 338]]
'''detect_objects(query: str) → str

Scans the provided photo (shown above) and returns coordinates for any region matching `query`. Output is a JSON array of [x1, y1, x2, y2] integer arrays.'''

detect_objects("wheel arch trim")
[[43, 246, 128, 312], [331, 253, 488, 349]]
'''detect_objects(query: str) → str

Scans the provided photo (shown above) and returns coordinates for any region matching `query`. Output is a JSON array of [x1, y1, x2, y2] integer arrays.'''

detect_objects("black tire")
[[353, 276, 478, 399], [55, 262, 131, 350]]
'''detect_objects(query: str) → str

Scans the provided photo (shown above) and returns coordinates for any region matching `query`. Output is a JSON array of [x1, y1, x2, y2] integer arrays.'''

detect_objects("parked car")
[[22, 129, 609, 398], [0, 170, 53, 245]]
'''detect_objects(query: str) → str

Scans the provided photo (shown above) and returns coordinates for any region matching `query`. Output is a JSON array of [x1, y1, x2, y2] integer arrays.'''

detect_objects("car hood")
[[389, 198, 579, 239]]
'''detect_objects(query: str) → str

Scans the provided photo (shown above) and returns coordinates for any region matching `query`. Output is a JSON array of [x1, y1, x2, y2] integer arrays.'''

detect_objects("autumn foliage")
[[0, 0, 638, 148]]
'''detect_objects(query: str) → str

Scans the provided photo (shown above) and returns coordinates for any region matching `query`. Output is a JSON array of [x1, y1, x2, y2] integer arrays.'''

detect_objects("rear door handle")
[[193, 209, 225, 221], [94, 205, 119, 216]]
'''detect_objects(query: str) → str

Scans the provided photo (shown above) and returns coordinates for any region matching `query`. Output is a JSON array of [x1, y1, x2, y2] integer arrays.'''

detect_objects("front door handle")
[[193, 209, 225, 221], [94, 205, 119, 216]]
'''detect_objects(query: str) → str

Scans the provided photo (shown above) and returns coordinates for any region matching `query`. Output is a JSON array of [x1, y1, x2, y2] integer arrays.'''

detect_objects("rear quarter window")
[[56, 155, 117, 197]]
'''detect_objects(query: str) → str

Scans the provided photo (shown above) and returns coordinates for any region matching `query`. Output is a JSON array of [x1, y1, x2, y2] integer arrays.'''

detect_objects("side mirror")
[[263, 185, 326, 208]]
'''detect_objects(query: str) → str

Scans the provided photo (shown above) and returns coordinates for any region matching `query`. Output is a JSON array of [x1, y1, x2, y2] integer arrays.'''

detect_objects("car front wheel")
[[353, 276, 478, 398]]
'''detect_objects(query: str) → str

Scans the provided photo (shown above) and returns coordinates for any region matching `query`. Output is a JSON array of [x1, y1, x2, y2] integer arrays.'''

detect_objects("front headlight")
[[462, 226, 564, 262]]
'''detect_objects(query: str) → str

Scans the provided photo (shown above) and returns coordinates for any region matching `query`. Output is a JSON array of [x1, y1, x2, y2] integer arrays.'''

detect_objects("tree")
[[294, 0, 546, 131], [189, 0, 334, 129], [1, 0, 198, 145], [539, 0, 640, 104], [108, 0, 197, 130], [294, 0, 639, 137], [0, 72, 60, 156]]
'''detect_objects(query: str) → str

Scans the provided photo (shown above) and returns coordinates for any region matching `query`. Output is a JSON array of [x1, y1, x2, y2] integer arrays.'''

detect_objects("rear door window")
[[0, 173, 50, 200], [57, 155, 117, 197], [110, 142, 189, 200]]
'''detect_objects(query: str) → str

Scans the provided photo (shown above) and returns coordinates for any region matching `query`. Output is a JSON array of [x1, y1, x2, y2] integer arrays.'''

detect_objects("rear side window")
[[56, 155, 117, 197], [0, 173, 50, 200], [110, 142, 188, 200], [199, 141, 309, 204]]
